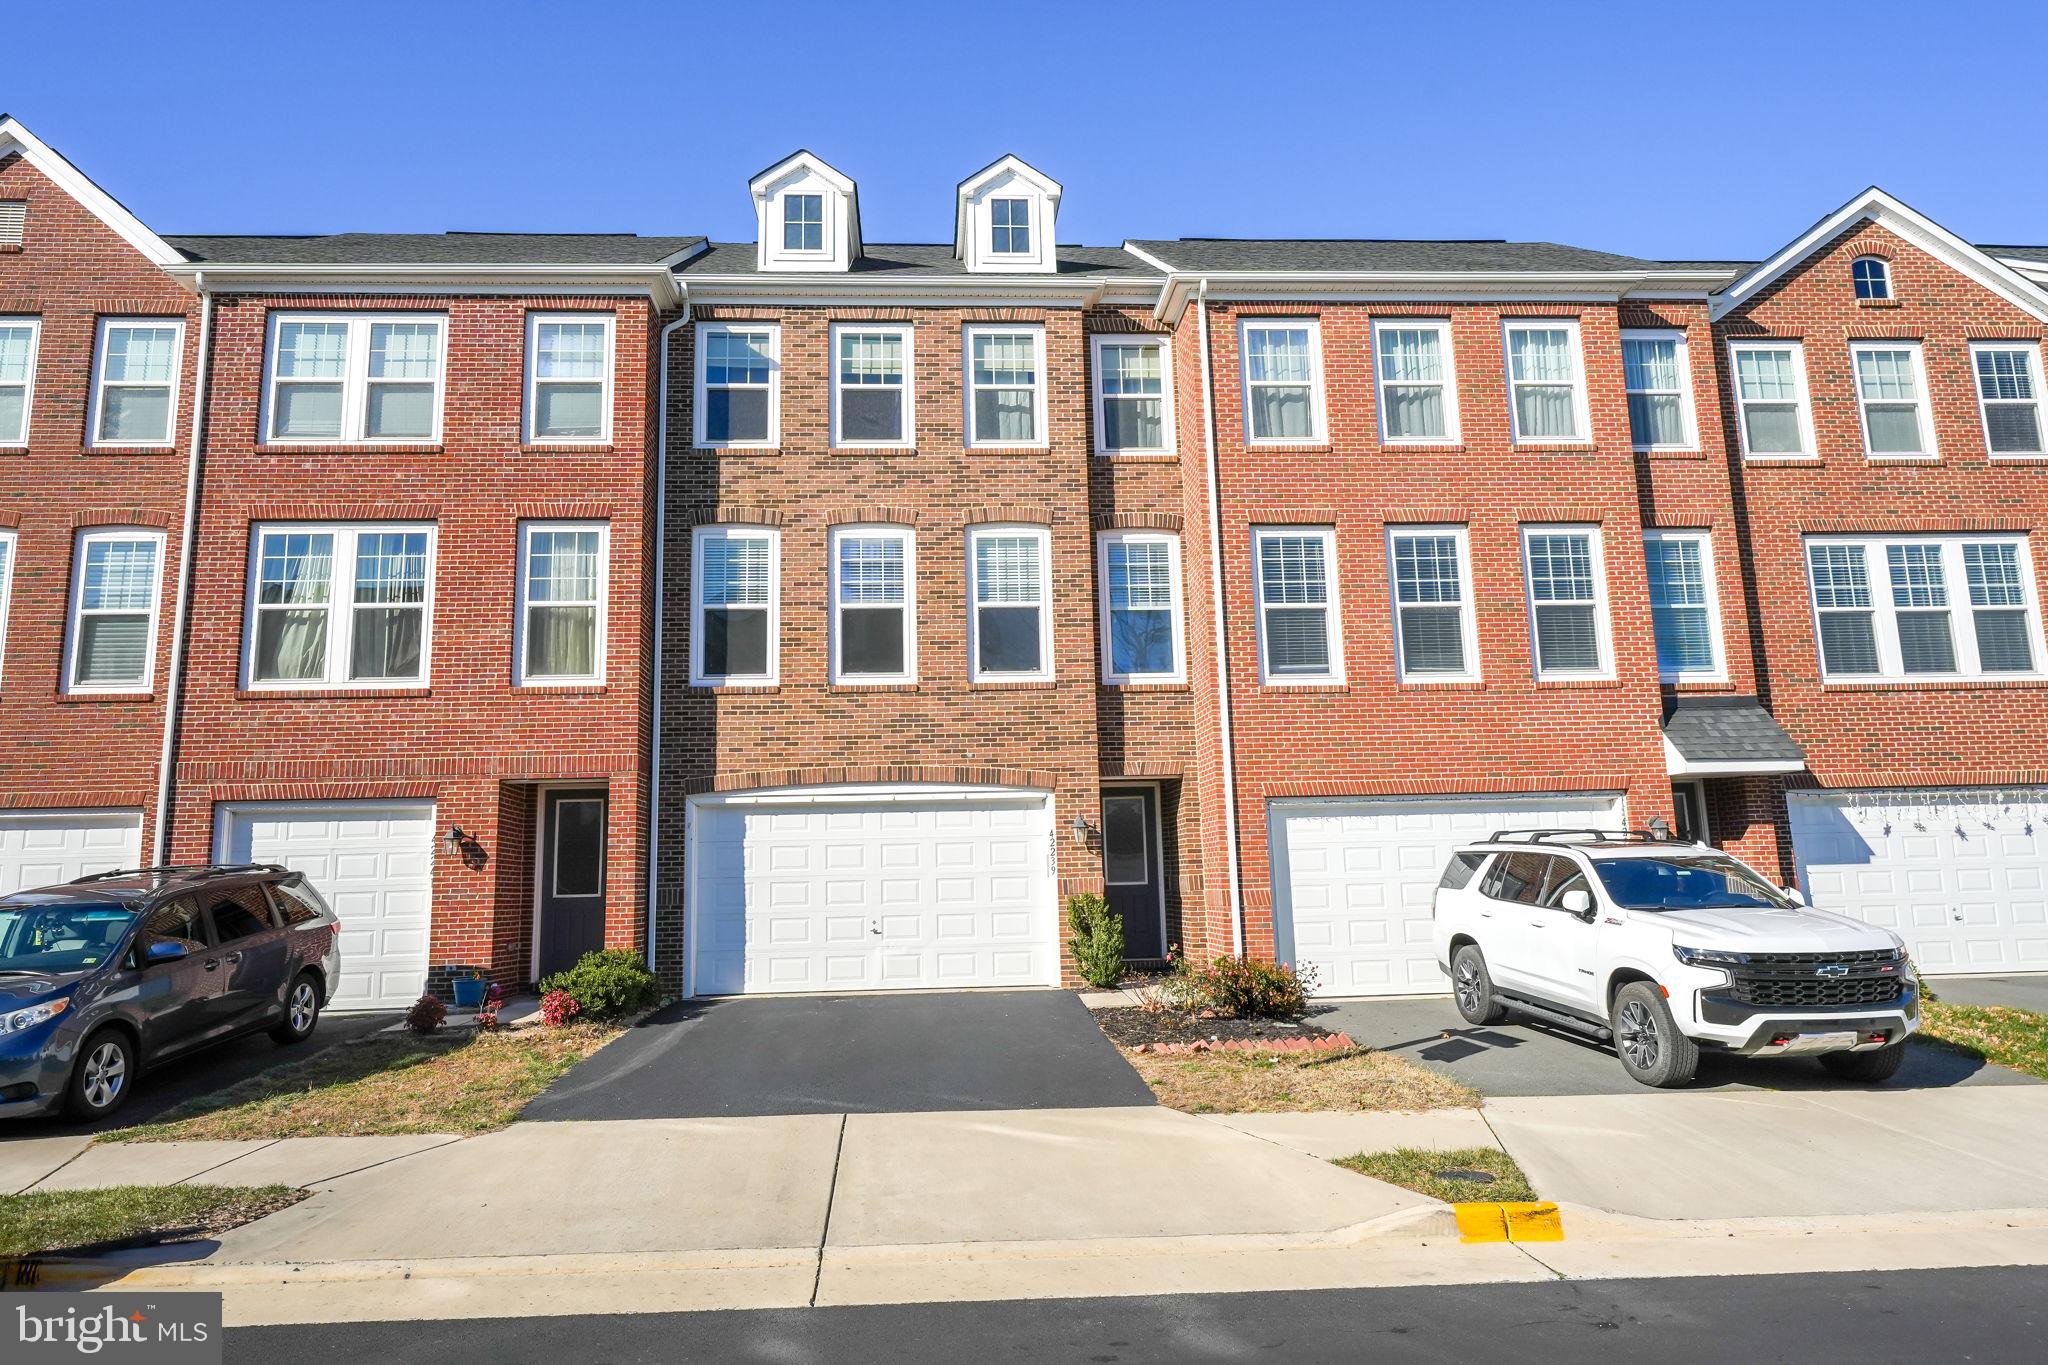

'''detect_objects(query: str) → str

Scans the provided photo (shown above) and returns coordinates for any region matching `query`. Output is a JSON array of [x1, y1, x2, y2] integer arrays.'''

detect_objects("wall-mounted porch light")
[[1070, 813, 1097, 846]]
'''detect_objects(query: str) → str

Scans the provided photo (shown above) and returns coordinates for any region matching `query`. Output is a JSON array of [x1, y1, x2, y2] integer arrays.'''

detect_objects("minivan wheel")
[[270, 972, 321, 1045], [1819, 1041, 1907, 1083], [1451, 944, 1508, 1025], [64, 1029, 136, 1121], [1612, 982, 1699, 1088]]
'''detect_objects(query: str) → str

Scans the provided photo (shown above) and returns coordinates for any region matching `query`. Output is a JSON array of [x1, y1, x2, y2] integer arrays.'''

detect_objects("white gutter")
[[647, 297, 692, 968], [160, 262, 685, 309], [1194, 279, 1246, 958], [1152, 268, 1740, 324], [152, 275, 213, 866]]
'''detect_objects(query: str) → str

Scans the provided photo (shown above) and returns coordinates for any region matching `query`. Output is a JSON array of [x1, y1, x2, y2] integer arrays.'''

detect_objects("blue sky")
[[10, 0, 2047, 260]]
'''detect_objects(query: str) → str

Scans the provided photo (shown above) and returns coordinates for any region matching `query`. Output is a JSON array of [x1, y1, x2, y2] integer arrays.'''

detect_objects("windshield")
[[1591, 855, 1796, 912], [0, 901, 140, 975]]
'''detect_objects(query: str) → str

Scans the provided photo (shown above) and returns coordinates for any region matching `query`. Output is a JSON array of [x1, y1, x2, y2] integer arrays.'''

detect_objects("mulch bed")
[[1094, 1006, 1337, 1048]]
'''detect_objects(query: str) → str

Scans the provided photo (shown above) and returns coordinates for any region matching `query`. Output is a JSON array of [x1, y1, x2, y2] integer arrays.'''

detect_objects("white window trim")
[[0, 528, 15, 684], [1384, 524, 1481, 684], [1969, 340, 2048, 461], [1371, 318, 1460, 446], [693, 322, 781, 450], [239, 522, 438, 691], [1727, 339, 1819, 462], [830, 322, 916, 451], [989, 197, 1033, 256], [1620, 327, 1699, 453], [0, 316, 40, 448], [1804, 533, 2046, 683], [1520, 523, 1615, 681], [1251, 524, 1344, 686], [778, 190, 831, 263], [89, 318, 185, 449], [259, 312, 445, 446], [1642, 529, 1729, 684], [1237, 318, 1327, 446], [962, 324, 1048, 450], [1852, 255, 1892, 301], [524, 313, 614, 445], [1089, 333, 1176, 456], [689, 525, 780, 687], [1501, 318, 1593, 445], [967, 523, 1054, 682], [829, 524, 917, 684], [1848, 339, 1939, 463], [64, 526, 166, 694], [1095, 530, 1187, 686], [515, 520, 610, 686]]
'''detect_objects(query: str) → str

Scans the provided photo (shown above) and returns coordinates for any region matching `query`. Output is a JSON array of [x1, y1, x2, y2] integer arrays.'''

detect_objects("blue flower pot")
[[451, 977, 486, 1009]]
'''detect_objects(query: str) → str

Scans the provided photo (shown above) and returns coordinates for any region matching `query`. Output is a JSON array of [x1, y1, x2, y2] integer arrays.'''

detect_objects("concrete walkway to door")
[[520, 990, 1157, 1120]]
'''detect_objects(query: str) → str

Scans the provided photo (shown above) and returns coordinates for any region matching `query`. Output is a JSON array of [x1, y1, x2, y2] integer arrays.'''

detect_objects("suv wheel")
[[1612, 982, 1699, 1088], [1451, 944, 1508, 1025], [64, 1028, 136, 1121], [1819, 1041, 1907, 1083], [270, 972, 321, 1045]]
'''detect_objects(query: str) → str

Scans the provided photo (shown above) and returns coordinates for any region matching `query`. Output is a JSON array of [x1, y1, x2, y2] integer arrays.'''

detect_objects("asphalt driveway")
[[523, 990, 1155, 1120], [1930, 973, 2048, 1011]]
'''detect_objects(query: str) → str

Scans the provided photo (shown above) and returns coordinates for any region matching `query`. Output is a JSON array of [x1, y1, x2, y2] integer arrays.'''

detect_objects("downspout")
[[152, 276, 212, 867], [1194, 279, 1246, 957], [647, 296, 691, 969]]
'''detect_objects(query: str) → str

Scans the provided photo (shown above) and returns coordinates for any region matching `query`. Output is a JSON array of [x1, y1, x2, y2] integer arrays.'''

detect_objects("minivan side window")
[[269, 880, 325, 926], [1439, 851, 1488, 891], [207, 889, 275, 943], [134, 898, 208, 964]]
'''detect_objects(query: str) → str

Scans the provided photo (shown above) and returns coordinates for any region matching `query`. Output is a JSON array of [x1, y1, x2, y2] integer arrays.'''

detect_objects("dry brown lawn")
[[1125, 1045, 1479, 1113], [0, 1185, 307, 1257]]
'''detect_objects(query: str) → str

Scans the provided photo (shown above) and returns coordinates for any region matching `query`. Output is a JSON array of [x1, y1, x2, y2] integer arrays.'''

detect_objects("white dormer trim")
[[1712, 186, 2048, 324], [0, 115, 184, 269], [954, 154, 1060, 275], [749, 150, 861, 274]]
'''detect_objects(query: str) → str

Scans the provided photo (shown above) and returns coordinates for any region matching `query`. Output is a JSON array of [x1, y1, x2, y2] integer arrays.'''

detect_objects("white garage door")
[[688, 789, 1057, 996], [1271, 793, 1625, 997], [0, 811, 143, 894], [217, 801, 436, 1012], [1790, 789, 2048, 975]]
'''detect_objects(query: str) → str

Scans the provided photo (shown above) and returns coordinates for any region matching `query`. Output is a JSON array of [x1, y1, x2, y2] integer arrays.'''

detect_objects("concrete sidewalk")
[[8, 1134, 461, 1194]]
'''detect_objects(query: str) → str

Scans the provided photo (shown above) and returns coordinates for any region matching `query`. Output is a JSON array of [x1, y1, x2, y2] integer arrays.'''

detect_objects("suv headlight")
[[1673, 945, 1749, 969], [0, 998, 69, 1034]]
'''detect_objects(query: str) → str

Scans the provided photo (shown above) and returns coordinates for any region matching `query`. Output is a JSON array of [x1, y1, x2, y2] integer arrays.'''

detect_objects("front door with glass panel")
[[538, 789, 607, 978], [1101, 787, 1165, 961]]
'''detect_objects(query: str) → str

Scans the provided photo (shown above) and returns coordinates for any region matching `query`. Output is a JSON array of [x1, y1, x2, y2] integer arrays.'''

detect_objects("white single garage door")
[[0, 811, 143, 894], [688, 788, 1057, 996], [216, 800, 436, 1011], [1271, 792, 1626, 997], [1790, 789, 2048, 976]]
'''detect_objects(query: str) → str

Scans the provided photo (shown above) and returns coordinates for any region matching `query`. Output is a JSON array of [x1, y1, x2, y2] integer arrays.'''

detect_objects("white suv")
[[1431, 831, 1918, 1087]]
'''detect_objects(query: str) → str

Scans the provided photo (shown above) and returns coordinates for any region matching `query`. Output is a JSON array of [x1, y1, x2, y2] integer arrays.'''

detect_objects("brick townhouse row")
[[3, 118, 2044, 1010]]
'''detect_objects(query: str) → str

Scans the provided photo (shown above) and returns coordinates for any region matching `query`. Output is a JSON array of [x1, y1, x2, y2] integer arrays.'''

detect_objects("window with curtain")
[[990, 198, 1030, 254], [1965, 542, 2036, 672], [1731, 344, 1809, 457], [1505, 324, 1584, 441], [698, 326, 777, 446], [1808, 543, 1878, 675], [265, 315, 443, 443], [1852, 256, 1891, 300], [1390, 530, 1471, 678], [0, 319, 39, 445], [968, 329, 1041, 445], [529, 317, 612, 441], [1806, 536, 2041, 680], [1094, 339, 1168, 453], [68, 531, 163, 690], [971, 529, 1049, 678], [93, 321, 182, 445], [1621, 332, 1693, 449], [1852, 344, 1932, 456], [1887, 543, 1954, 672], [1523, 529, 1606, 676], [783, 194, 823, 251], [1100, 533, 1181, 682], [1644, 533, 1719, 678], [1241, 324, 1319, 442], [834, 328, 910, 446], [247, 524, 432, 687], [834, 528, 912, 680], [1972, 345, 2045, 456], [694, 528, 775, 683], [1375, 323, 1452, 442], [1255, 528, 1337, 680], [521, 524, 606, 683]]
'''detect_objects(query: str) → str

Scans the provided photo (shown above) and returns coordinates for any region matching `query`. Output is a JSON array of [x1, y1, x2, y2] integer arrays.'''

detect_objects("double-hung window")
[[66, 528, 165, 692], [990, 198, 1030, 255], [1503, 320, 1589, 442], [0, 317, 39, 446], [832, 324, 913, 448], [1971, 342, 2047, 457], [1253, 526, 1342, 683], [1521, 526, 1612, 679], [831, 526, 915, 683], [1387, 526, 1477, 681], [245, 523, 434, 688], [91, 320, 183, 447], [1239, 321, 1323, 443], [517, 522, 607, 684], [0, 529, 14, 683], [965, 325, 1045, 447], [1374, 320, 1456, 443], [1096, 531, 1184, 684], [1806, 535, 2043, 680], [526, 314, 613, 443], [1092, 335, 1172, 454], [691, 526, 777, 686], [264, 314, 443, 444], [1621, 329, 1696, 450], [695, 323, 779, 447], [1643, 530, 1725, 681], [1729, 341, 1815, 459], [969, 526, 1052, 681], [1849, 341, 1935, 459]]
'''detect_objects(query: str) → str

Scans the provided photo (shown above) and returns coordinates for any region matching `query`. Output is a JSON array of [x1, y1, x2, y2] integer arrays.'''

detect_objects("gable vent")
[[0, 202, 24, 247]]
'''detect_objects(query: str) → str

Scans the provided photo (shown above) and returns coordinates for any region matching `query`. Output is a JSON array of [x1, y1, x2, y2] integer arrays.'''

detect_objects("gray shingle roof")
[[677, 241, 1158, 278], [1662, 697, 1806, 766], [1124, 239, 1717, 274], [164, 233, 705, 265], [1983, 244, 2048, 263]]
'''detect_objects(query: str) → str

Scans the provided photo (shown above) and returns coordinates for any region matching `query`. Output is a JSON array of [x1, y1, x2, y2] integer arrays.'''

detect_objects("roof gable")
[[0, 114, 183, 268], [953, 154, 1060, 272]]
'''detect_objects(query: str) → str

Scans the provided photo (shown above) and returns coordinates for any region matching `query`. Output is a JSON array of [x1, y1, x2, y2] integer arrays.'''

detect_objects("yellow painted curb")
[[1453, 1202, 1564, 1244]]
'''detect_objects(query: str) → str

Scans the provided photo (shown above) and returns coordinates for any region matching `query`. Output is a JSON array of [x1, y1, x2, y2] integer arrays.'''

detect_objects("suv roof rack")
[[69, 863, 286, 885], [1483, 829, 1667, 846]]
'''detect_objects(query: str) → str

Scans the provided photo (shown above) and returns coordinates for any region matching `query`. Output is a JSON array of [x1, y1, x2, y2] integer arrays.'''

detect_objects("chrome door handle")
[[203, 959, 219, 971], [224, 952, 243, 964]]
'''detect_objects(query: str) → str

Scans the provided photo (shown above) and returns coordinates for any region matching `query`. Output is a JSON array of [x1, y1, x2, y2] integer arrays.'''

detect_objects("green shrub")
[[537, 949, 662, 1020], [1066, 892, 1126, 989], [1181, 955, 1317, 1019]]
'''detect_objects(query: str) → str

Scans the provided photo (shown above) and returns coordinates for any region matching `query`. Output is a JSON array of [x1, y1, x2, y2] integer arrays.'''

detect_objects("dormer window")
[[1852, 256, 1892, 301], [990, 199, 1030, 254], [749, 151, 860, 273], [783, 194, 823, 252], [955, 155, 1060, 274]]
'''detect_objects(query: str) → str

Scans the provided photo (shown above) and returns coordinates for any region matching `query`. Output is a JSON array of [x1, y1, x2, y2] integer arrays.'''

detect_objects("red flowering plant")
[[539, 988, 581, 1027]]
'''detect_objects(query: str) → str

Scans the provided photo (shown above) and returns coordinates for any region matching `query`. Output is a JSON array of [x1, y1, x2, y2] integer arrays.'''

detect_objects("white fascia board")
[[1662, 735, 1808, 778], [1153, 269, 1734, 323], [677, 272, 1152, 309], [0, 116, 184, 268], [160, 261, 684, 308], [1118, 242, 1184, 274]]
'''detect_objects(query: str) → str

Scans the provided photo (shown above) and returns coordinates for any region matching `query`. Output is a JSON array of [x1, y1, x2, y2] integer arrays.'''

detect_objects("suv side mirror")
[[143, 940, 189, 966], [1561, 888, 1594, 918], [1783, 886, 1807, 907]]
